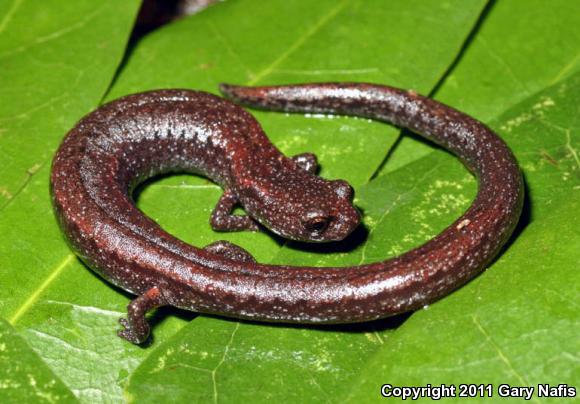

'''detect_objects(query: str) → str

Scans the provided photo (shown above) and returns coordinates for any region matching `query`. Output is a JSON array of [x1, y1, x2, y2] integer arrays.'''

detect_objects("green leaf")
[[0, 317, 76, 402], [1, 0, 578, 403]]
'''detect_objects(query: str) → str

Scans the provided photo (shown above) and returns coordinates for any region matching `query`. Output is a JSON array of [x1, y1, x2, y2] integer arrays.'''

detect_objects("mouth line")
[[270, 223, 357, 243]]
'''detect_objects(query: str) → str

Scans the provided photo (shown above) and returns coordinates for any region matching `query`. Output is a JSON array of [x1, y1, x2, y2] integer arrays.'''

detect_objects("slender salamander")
[[50, 83, 523, 344]]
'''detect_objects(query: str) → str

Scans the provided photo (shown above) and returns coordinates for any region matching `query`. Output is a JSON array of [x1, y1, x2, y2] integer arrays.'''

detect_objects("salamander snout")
[[333, 180, 354, 200]]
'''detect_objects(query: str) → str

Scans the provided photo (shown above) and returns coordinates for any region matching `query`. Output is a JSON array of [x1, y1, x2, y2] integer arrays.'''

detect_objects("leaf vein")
[[205, 20, 254, 80], [478, 36, 530, 93], [212, 322, 240, 404], [246, 0, 349, 85], [0, 161, 45, 212], [471, 314, 540, 404], [550, 51, 580, 85], [0, 0, 23, 34], [8, 254, 75, 325], [0, 5, 106, 59]]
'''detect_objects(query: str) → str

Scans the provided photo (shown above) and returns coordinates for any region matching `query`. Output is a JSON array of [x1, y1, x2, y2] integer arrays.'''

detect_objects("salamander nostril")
[[304, 216, 330, 233]]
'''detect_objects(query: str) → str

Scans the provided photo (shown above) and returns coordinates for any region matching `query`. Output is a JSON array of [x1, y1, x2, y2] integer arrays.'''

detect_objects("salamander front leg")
[[118, 287, 166, 344], [211, 190, 259, 232], [292, 152, 318, 174], [204, 240, 256, 263]]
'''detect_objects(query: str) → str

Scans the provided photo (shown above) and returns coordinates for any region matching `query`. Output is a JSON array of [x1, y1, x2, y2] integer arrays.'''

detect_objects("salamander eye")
[[304, 216, 330, 234]]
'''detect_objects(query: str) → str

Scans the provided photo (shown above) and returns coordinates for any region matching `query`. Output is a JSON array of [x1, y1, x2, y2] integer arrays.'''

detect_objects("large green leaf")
[[1, 0, 578, 402]]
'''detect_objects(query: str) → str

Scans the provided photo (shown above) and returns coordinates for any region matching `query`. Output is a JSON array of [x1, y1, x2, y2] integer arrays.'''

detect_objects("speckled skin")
[[50, 84, 523, 344]]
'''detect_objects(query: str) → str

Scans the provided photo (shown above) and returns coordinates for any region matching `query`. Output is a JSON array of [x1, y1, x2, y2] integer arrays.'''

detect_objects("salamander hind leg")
[[118, 287, 166, 344], [210, 190, 259, 232], [204, 240, 256, 263], [292, 152, 318, 174]]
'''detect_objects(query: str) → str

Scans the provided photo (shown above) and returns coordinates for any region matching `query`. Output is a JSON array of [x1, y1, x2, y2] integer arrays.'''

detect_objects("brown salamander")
[[50, 83, 523, 344]]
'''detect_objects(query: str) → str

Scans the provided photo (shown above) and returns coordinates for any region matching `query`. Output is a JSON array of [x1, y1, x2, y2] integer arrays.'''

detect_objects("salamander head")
[[239, 169, 360, 243]]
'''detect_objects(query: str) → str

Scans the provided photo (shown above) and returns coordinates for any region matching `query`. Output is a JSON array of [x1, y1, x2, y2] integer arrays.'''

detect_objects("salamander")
[[50, 83, 523, 344]]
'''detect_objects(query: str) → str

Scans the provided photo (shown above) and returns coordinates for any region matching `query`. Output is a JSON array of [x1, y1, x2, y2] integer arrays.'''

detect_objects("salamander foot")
[[204, 240, 256, 263], [118, 287, 166, 344], [210, 190, 260, 232]]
